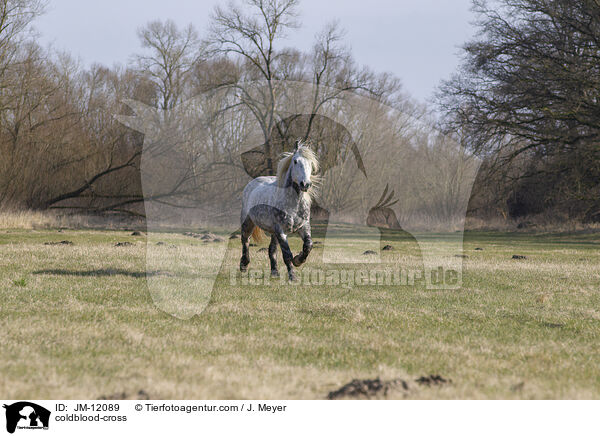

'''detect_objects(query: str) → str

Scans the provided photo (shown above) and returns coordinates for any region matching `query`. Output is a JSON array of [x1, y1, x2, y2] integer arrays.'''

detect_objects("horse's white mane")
[[277, 142, 319, 183]]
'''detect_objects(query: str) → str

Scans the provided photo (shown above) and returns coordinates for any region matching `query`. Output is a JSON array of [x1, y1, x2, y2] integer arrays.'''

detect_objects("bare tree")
[[0, 0, 44, 58], [42, 20, 204, 213], [42, 64, 153, 214], [207, 1, 408, 178], [207, 0, 300, 173], [135, 19, 202, 111], [0, 0, 46, 104]]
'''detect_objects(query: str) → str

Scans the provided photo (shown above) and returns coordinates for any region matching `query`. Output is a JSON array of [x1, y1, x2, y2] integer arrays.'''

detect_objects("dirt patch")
[[131, 231, 142, 236], [455, 254, 468, 258], [510, 382, 525, 392], [382, 245, 394, 251], [414, 374, 452, 387], [183, 231, 212, 238], [114, 242, 134, 247], [512, 255, 527, 259], [184, 232, 225, 243], [475, 247, 483, 251], [229, 234, 240, 239], [362, 250, 377, 255], [44, 240, 73, 246], [98, 390, 150, 400], [327, 378, 409, 399]]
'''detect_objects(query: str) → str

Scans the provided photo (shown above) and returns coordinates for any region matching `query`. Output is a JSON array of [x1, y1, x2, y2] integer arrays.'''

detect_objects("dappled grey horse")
[[240, 142, 319, 281]]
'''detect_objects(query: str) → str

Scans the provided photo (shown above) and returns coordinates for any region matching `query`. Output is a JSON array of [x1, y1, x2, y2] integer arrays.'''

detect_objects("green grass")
[[12, 278, 26, 287], [0, 227, 599, 399]]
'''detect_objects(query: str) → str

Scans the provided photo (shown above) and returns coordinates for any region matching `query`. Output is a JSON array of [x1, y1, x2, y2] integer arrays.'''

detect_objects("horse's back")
[[243, 176, 277, 199], [241, 176, 278, 222]]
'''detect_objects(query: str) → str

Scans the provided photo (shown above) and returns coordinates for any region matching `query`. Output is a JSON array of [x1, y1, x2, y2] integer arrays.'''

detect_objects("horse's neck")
[[278, 167, 305, 210]]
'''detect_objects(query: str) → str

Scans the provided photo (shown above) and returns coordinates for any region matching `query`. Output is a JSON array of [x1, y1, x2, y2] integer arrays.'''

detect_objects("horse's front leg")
[[274, 227, 296, 281], [268, 234, 280, 277], [292, 224, 313, 267]]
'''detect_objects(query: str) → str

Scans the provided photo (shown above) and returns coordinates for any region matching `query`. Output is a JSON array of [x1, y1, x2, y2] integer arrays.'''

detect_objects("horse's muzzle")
[[299, 181, 311, 192]]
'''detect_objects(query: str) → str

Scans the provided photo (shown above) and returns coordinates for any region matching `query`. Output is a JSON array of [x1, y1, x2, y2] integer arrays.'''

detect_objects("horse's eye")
[[294, 159, 297, 164]]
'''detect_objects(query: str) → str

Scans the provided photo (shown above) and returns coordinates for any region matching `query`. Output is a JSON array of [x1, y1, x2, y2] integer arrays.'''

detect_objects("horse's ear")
[[294, 140, 300, 151]]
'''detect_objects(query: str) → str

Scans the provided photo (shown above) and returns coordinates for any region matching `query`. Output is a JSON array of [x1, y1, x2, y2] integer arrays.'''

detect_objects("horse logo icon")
[[3, 402, 50, 433]]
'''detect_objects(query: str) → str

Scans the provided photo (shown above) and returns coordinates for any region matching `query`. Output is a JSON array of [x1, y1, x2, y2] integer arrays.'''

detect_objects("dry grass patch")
[[0, 229, 599, 398]]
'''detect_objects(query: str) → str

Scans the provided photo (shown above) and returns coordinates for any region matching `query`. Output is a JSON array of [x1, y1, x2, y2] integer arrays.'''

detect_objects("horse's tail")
[[251, 226, 265, 243]]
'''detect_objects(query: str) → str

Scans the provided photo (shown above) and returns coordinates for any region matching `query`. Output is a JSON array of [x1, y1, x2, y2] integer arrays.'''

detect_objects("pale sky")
[[35, 0, 476, 103]]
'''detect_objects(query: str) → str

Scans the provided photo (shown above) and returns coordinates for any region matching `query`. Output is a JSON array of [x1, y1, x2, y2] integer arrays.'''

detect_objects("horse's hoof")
[[292, 255, 303, 267], [240, 264, 248, 272], [288, 272, 297, 282], [271, 270, 280, 278]]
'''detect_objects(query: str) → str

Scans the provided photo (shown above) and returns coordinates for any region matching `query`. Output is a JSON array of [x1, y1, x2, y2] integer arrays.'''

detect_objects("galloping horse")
[[240, 141, 319, 281]]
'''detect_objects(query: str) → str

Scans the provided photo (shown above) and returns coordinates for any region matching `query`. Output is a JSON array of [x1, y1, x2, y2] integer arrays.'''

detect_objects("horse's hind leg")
[[268, 235, 279, 277], [240, 216, 254, 272]]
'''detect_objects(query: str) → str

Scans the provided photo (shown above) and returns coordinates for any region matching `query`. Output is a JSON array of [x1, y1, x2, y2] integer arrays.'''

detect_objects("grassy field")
[[0, 225, 599, 399]]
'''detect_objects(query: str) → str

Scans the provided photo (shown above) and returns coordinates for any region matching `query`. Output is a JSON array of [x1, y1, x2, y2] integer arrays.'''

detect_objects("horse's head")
[[288, 141, 319, 193]]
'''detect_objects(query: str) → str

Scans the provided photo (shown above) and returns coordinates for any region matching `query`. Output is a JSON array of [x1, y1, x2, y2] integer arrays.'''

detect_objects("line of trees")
[[438, 0, 600, 223], [0, 0, 421, 217], [1, 0, 598, 225]]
